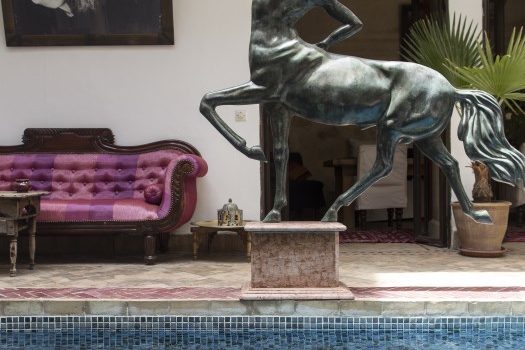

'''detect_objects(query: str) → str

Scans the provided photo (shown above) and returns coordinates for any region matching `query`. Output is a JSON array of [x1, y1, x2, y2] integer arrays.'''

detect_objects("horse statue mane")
[[200, 0, 525, 225]]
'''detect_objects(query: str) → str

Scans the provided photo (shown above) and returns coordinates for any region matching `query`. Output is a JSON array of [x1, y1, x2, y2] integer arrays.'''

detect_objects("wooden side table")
[[190, 220, 251, 260], [0, 191, 49, 277]]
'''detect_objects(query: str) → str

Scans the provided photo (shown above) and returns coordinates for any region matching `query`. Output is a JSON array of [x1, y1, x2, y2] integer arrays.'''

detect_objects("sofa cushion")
[[38, 199, 159, 222], [0, 150, 207, 225], [0, 151, 182, 201], [144, 184, 163, 205]]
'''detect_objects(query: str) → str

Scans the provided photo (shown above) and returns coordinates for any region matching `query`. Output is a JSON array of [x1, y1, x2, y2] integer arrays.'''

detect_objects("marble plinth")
[[242, 222, 354, 300]]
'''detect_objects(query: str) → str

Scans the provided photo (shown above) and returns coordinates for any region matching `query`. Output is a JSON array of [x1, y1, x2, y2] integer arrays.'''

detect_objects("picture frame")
[[1, 0, 174, 46]]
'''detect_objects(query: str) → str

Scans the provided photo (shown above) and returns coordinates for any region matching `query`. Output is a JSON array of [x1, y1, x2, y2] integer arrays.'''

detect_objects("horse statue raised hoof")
[[247, 146, 267, 162], [321, 209, 338, 223], [200, 0, 525, 224], [466, 209, 493, 225], [263, 210, 282, 223]]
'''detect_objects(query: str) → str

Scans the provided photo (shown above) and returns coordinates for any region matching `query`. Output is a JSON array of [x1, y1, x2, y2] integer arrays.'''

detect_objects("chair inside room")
[[355, 144, 408, 230]]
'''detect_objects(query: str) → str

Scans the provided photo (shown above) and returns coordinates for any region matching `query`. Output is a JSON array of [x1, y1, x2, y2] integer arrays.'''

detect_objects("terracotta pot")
[[452, 201, 511, 257]]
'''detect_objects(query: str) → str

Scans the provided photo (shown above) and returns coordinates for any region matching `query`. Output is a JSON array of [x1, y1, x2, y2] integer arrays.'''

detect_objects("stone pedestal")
[[241, 222, 354, 300]]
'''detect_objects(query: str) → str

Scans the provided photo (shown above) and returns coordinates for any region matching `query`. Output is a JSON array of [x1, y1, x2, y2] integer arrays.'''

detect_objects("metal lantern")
[[217, 198, 243, 226]]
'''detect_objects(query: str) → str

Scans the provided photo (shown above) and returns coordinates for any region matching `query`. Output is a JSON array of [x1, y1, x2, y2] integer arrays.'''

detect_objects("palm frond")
[[401, 13, 481, 88], [450, 27, 525, 115]]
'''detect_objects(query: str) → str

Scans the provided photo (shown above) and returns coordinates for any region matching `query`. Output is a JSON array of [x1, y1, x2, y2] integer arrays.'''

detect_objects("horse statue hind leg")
[[262, 103, 293, 222], [199, 81, 269, 162], [321, 126, 402, 222], [319, 84, 523, 226], [415, 136, 492, 224]]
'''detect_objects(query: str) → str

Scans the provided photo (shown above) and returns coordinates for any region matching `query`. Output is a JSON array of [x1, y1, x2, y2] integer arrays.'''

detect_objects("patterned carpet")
[[339, 229, 415, 244], [505, 226, 525, 242], [339, 226, 525, 243]]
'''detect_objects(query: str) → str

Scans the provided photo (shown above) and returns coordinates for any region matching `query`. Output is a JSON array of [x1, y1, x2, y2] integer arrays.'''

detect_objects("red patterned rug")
[[505, 226, 525, 242], [339, 226, 525, 244], [339, 229, 415, 244]]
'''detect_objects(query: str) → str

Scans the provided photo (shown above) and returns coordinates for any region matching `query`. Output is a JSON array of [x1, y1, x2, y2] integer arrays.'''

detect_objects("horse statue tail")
[[455, 89, 525, 188]]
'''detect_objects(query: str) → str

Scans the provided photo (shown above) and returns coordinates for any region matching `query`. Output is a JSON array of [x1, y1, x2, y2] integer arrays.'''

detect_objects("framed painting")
[[1, 0, 174, 46]]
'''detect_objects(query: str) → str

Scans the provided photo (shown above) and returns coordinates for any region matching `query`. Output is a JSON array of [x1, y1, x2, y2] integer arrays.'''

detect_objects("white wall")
[[0, 0, 261, 233], [448, 0, 483, 243]]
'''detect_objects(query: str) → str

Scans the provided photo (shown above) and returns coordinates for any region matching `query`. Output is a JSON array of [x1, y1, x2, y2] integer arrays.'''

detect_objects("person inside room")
[[288, 152, 325, 220]]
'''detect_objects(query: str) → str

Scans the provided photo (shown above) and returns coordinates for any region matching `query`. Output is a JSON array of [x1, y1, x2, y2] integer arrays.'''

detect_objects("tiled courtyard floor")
[[1, 242, 525, 302]]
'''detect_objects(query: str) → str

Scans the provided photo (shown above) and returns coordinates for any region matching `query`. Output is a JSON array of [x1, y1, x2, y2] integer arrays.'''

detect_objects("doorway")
[[484, 0, 525, 240], [260, 0, 450, 247]]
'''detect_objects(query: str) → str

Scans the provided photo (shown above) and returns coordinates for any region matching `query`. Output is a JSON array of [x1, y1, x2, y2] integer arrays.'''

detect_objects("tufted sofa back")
[[0, 150, 183, 201]]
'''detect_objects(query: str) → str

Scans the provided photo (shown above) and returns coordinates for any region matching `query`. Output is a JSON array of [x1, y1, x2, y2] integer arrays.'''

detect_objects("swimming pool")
[[1, 316, 524, 349]]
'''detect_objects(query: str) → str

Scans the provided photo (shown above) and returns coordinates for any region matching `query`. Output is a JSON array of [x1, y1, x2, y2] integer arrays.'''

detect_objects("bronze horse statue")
[[200, 0, 525, 223]]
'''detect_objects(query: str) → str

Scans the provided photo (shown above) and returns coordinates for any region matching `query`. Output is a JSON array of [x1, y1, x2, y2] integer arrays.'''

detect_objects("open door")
[[407, 0, 451, 247], [412, 136, 451, 247]]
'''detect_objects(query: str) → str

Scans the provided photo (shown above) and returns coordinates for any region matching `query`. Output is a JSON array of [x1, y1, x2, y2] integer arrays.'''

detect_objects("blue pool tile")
[[0, 316, 525, 349]]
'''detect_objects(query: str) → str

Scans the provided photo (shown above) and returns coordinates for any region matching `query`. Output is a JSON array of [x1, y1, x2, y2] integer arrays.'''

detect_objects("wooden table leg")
[[207, 231, 217, 254], [29, 218, 36, 270], [7, 220, 18, 277], [9, 235, 17, 277], [193, 231, 199, 260], [245, 232, 251, 259], [238, 231, 251, 260]]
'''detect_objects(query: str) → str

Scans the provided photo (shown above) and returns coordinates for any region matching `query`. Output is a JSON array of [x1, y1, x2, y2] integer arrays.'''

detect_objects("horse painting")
[[200, 0, 525, 224]]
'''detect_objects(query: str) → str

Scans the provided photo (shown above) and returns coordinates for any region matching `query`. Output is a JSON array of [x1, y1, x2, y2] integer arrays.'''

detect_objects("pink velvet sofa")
[[0, 129, 207, 264]]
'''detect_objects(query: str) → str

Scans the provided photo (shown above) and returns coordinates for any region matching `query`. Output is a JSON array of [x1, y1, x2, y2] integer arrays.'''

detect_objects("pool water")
[[2, 329, 525, 349], [1, 316, 524, 349]]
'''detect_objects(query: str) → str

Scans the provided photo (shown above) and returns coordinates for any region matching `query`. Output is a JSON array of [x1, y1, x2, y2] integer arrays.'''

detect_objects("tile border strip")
[[1, 315, 525, 332], [0, 299, 524, 317]]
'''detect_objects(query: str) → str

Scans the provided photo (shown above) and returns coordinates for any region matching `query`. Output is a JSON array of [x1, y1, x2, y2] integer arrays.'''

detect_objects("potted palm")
[[450, 162, 511, 257], [402, 16, 525, 257], [448, 28, 524, 256]]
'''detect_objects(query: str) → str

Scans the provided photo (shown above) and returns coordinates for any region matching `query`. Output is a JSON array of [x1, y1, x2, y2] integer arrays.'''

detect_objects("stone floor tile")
[[127, 301, 170, 315], [86, 301, 128, 315], [208, 301, 249, 315], [294, 301, 340, 316], [339, 300, 382, 316], [3, 301, 43, 316], [168, 300, 212, 316], [425, 301, 469, 316], [43, 301, 85, 315], [248, 300, 296, 316], [381, 302, 427, 316], [511, 301, 525, 316], [468, 301, 513, 316], [0, 243, 524, 310]]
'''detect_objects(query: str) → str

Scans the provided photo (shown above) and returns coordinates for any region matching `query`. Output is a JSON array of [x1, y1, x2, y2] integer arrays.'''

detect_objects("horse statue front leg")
[[263, 104, 292, 222], [200, 81, 269, 161]]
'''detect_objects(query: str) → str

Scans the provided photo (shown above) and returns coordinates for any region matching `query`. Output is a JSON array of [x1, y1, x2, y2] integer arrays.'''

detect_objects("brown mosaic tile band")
[[0, 287, 524, 301], [351, 287, 525, 301], [0, 287, 241, 300]]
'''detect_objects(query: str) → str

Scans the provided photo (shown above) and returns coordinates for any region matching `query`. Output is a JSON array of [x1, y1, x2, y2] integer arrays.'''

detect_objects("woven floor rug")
[[339, 228, 415, 244], [505, 226, 525, 242], [339, 226, 525, 244]]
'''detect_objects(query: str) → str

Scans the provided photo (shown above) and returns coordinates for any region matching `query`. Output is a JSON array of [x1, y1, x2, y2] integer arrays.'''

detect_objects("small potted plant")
[[451, 162, 511, 257]]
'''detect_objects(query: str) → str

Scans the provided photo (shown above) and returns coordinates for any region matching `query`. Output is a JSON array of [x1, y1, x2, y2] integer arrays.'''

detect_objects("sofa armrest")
[[157, 154, 208, 229], [174, 154, 208, 178]]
